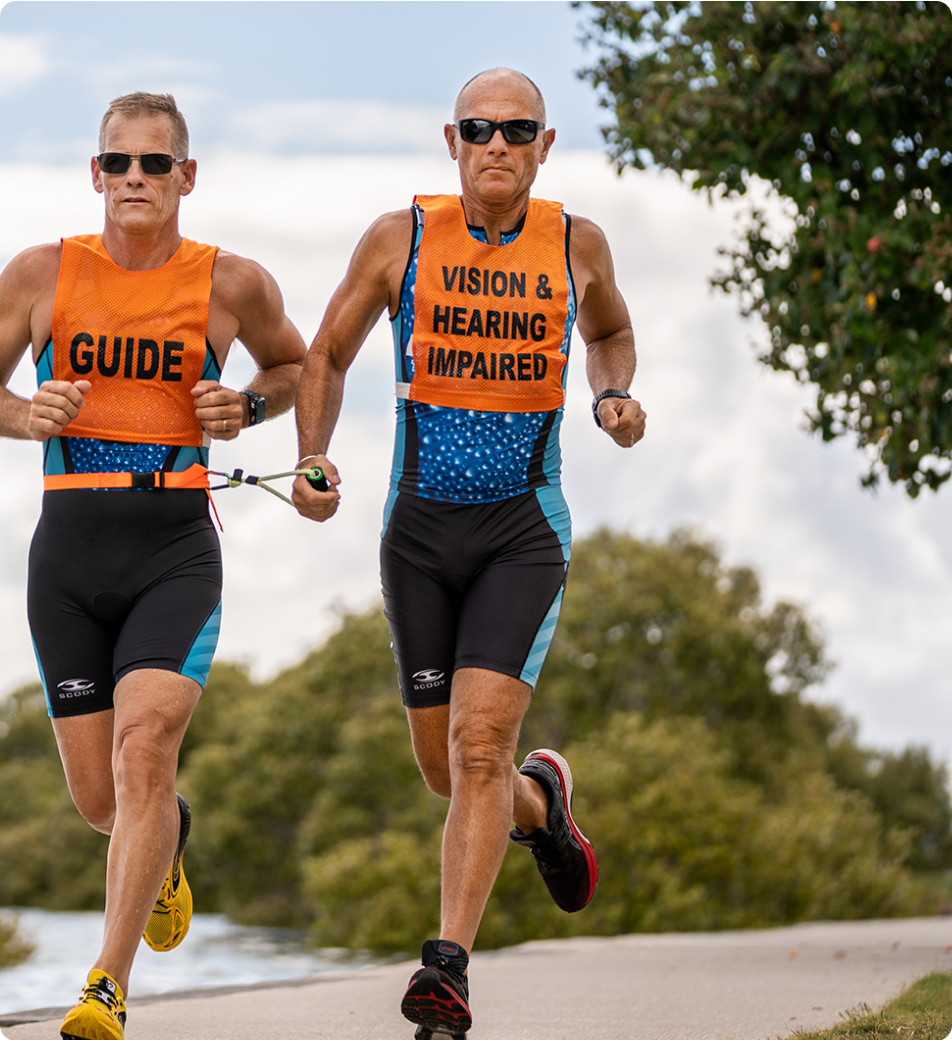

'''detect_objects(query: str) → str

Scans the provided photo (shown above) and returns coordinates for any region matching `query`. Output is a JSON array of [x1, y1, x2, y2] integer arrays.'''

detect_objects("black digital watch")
[[240, 390, 266, 426], [592, 389, 631, 428]]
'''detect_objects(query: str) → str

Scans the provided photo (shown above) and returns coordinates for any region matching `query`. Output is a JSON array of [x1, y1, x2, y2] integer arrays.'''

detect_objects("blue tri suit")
[[28, 339, 223, 719], [380, 199, 577, 707]]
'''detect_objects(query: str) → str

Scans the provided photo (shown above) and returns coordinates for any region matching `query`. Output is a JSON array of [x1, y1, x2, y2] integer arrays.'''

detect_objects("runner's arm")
[[292, 210, 411, 522], [194, 255, 307, 440], [0, 245, 90, 441], [571, 217, 646, 449]]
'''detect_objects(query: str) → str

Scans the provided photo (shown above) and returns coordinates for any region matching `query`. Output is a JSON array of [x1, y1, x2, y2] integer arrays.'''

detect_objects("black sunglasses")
[[97, 152, 188, 176], [455, 119, 545, 145]]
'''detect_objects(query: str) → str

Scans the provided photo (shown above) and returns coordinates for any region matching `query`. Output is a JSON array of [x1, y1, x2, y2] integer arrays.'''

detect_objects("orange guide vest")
[[51, 234, 218, 446], [409, 195, 569, 413]]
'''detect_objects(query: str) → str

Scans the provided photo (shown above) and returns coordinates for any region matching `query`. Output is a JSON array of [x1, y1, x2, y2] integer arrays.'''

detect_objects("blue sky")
[[0, 1, 607, 160], [1, 1, 951, 769]]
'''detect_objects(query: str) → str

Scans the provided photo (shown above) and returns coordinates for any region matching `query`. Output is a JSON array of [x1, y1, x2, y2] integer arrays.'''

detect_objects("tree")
[[0, 685, 108, 909], [1, 530, 949, 951], [577, 1, 952, 495]]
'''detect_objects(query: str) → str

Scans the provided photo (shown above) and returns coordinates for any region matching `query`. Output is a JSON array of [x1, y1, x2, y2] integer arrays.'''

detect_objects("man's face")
[[445, 77, 555, 206], [91, 113, 196, 235]]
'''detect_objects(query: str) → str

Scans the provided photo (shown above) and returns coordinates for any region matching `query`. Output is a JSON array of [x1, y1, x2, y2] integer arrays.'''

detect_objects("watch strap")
[[592, 389, 631, 428]]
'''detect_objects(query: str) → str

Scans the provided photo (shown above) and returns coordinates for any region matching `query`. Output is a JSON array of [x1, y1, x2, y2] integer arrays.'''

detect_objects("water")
[[0, 908, 376, 1015]]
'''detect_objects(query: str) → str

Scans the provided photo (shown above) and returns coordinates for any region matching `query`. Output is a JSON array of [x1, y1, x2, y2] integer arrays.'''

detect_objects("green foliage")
[[826, 731, 952, 871], [0, 530, 948, 953], [578, 1, 952, 495], [0, 913, 35, 969], [0, 686, 107, 909], [526, 528, 833, 786], [559, 714, 913, 932], [179, 609, 410, 926]]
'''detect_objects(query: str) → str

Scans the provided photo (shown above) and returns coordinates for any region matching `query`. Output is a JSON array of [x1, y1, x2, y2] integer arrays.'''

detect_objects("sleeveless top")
[[387, 195, 576, 506], [39, 235, 221, 478]]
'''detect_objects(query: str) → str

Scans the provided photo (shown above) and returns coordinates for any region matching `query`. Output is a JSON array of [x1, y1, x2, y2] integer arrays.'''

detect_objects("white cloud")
[[227, 99, 450, 154], [1, 150, 950, 772], [0, 32, 49, 97]]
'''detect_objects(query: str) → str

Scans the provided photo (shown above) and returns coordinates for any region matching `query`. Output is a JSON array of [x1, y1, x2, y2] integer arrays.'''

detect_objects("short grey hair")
[[99, 92, 189, 157]]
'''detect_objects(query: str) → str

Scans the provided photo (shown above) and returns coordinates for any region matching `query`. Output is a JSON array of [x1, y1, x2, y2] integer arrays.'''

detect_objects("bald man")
[[294, 68, 645, 1038]]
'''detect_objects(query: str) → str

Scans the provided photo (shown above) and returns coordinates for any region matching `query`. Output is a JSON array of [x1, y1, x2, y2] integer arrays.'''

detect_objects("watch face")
[[244, 392, 265, 424]]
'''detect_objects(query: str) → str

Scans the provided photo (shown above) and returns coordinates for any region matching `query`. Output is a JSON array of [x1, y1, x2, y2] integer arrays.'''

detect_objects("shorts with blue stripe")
[[380, 486, 571, 707], [29, 486, 222, 718]]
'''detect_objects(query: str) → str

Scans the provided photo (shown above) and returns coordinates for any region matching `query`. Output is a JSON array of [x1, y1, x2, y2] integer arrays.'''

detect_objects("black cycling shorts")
[[28, 488, 222, 719], [380, 487, 571, 708]]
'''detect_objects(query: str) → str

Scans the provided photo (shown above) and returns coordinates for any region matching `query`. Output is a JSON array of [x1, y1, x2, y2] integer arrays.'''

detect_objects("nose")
[[486, 129, 509, 151], [124, 157, 146, 182]]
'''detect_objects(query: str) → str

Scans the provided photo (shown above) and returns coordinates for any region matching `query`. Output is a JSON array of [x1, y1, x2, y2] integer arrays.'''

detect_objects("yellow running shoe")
[[143, 793, 192, 952], [60, 969, 126, 1040]]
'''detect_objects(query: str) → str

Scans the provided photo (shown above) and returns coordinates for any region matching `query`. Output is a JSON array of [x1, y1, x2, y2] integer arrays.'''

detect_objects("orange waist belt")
[[43, 462, 210, 492]]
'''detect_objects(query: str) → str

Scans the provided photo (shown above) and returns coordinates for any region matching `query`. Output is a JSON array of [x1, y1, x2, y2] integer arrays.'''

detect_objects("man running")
[[0, 92, 305, 1040], [293, 68, 645, 1038]]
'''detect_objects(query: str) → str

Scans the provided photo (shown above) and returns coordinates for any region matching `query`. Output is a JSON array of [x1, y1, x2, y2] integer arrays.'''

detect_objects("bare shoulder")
[[366, 207, 414, 244], [354, 207, 414, 266], [209, 249, 279, 311], [1, 242, 62, 292], [567, 213, 619, 299], [344, 208, 415, 308], [568, 214, 613, 267]]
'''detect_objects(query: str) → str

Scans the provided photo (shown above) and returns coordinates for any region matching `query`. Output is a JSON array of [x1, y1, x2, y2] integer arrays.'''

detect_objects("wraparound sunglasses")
[[455, 119, 545, 144], [97, 152, 188, 175]]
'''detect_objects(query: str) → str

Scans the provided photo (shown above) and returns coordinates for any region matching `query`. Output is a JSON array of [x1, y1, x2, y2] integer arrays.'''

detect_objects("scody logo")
[[412, 669, 444, 690], [57, 678, 96, 699]]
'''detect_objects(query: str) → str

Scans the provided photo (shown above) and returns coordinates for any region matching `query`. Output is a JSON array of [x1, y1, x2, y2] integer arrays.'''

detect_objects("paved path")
[[4, 918, 952, 1040]]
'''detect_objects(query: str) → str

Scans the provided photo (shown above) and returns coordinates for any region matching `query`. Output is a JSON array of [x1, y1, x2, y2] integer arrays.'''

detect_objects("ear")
[[538, 128, 556, 165], [91, 156, 104, 195], [444, 123, 459, 161], [179, 159, 197, 197]]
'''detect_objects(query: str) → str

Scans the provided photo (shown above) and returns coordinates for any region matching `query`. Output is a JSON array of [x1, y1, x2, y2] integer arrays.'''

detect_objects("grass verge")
[[793, 972, 952, 1040]]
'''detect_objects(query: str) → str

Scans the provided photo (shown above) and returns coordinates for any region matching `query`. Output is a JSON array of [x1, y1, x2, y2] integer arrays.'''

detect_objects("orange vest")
[[51, 234, 218, 446], [408, 195, 569, 413]]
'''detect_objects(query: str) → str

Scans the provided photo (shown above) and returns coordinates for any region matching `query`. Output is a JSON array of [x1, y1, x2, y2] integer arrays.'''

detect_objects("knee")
[[449, 723, 516, 785], [417, 757, 452, 799], [70, 784, 116, 834], [112, 721, 177, 797]]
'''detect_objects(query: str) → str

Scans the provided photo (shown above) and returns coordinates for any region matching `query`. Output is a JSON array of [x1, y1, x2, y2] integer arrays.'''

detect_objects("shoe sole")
[[143, 794, 192, 952], [401, 969, 471, 1038], [525, 749, 599, 908], [411, 1027, 468, 1040], [61, 1033, 121, 1040], [172, 793, 191, 881]]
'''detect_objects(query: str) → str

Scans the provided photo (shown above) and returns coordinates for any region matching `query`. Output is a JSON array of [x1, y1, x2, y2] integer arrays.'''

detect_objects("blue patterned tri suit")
[[380, 194, 577, 706], [28, 235, 224, 719]]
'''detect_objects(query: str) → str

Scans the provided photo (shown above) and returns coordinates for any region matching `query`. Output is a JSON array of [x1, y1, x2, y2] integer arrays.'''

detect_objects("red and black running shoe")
[[510, 748, 598, 912], [401, 939, 471, 1040]]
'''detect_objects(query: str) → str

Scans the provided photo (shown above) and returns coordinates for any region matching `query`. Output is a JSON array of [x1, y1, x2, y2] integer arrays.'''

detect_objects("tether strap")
[[43, 463, 210, 492], [207, 467, 326, 507]]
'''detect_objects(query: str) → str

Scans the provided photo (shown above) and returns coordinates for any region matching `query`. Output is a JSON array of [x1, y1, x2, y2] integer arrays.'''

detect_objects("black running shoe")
[[510, 748, 598, 912], [401, 939, 472, 1040]]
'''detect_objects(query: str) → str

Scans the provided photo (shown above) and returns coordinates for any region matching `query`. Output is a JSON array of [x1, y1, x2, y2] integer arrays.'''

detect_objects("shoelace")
[[426, 950, 469, 998], [83, 978, 123, 1014]]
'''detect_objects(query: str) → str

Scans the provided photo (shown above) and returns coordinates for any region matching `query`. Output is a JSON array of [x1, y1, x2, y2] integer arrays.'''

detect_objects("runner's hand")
[[28, 380, 91, 440], [597, 396, 646, 449], [292, 454, 341, 522], [192, 380, 244, 440]]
